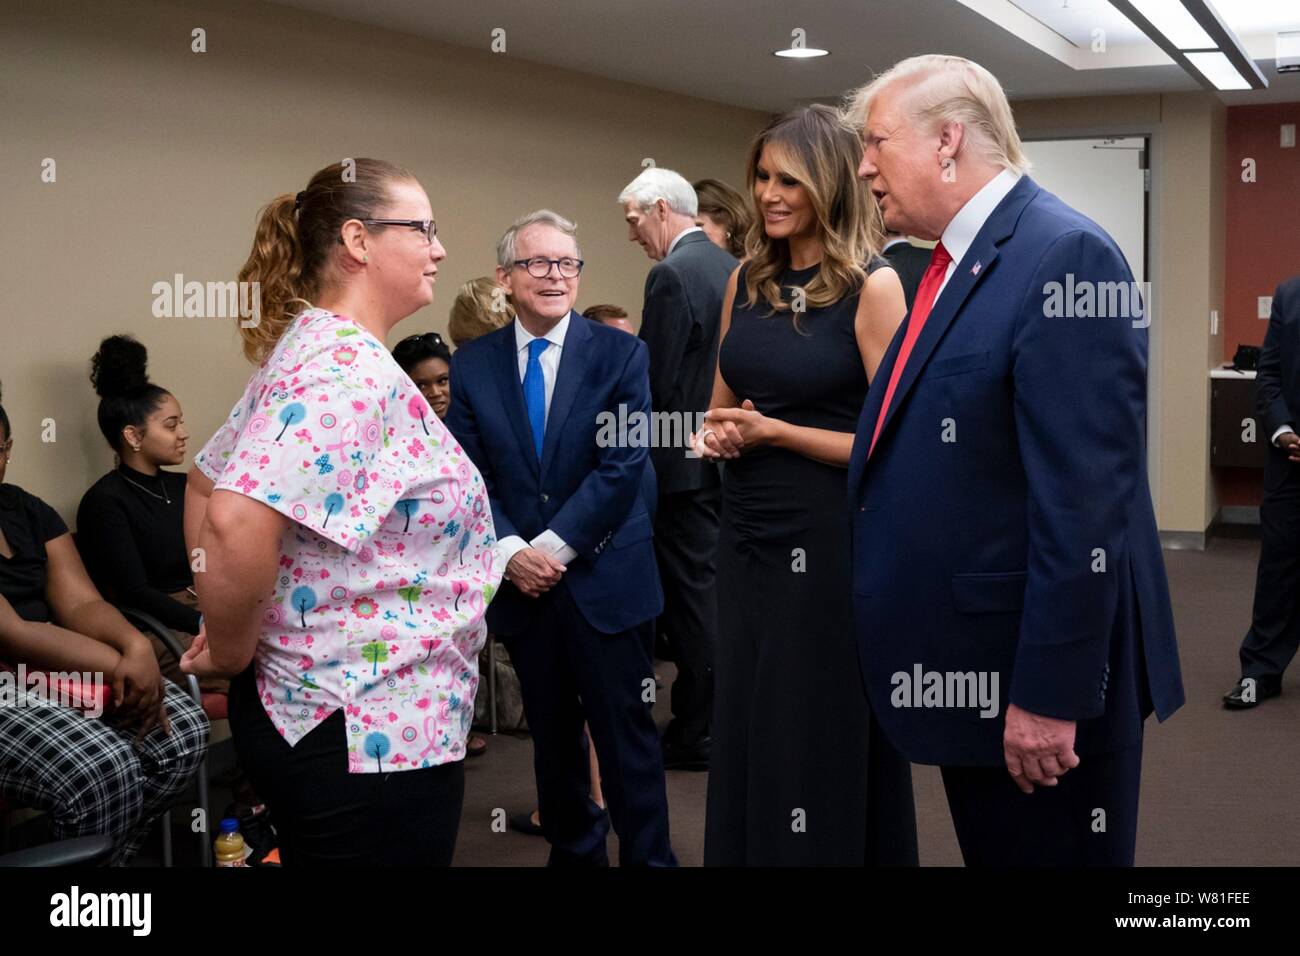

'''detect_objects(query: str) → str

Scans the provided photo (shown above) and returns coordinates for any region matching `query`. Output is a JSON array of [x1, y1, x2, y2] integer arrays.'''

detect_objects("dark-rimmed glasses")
[[361, 219, 438, 243], [513, 256, 584, 279]]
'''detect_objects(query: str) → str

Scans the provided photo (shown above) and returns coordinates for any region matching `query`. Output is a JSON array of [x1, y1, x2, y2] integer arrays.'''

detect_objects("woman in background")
[[77, 335, 203, 681], [693, 178, 751, 260], [448, 276, 514, 348], [0, 382, 208, 865], [182, 158, 501, 865], [697, 105, 916, 866]]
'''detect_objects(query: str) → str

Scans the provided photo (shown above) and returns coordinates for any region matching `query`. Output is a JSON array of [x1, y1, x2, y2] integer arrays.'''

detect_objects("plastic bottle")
[[214, 816, 247, 867]]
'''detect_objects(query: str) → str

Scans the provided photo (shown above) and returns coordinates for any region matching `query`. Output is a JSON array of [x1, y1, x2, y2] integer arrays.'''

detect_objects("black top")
[[0, 483, 69, 623], [76, 463, 200, 634], [720, 258, 889, 438], [882, 240, 931, 312]]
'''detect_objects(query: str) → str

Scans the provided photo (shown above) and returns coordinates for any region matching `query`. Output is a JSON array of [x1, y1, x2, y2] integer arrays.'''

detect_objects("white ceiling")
[[267, 0, 1300, 110]]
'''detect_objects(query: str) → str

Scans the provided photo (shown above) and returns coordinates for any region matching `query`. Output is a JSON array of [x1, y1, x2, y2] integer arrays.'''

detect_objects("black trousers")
[[653, 484, 720, 747], [501, 584, 676, 866], [1240, 464, 1300, 682], [940, 741, 1143, 866], [228, 667, 464, 866]]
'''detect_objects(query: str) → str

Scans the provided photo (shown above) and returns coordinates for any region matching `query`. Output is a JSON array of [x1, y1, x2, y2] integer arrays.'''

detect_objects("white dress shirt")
[[666, 225, 704, 257], [935, 168, 1021, 299], [498, 312, 578, 568]]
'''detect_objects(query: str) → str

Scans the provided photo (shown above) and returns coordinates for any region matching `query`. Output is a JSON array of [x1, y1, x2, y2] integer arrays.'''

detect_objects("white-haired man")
[[619, 167, 737, 770], [844, 55, 1184, 865]]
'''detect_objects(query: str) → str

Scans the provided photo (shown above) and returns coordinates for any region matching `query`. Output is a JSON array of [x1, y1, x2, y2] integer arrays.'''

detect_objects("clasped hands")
[[690, 399, 777, 460], [505, 548, 566, 598]]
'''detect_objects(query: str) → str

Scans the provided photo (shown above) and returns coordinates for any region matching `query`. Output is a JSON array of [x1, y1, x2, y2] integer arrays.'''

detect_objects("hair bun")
[[89, 334, 151, 398]]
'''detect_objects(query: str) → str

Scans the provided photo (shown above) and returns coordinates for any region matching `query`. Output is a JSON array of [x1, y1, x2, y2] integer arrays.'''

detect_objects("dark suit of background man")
[[847, 55, 1183, 866], [882, 232, 930, 310], [619, 167, 736, 770], [446, 210, 674, 866], [1226, 276, 1300, 709]]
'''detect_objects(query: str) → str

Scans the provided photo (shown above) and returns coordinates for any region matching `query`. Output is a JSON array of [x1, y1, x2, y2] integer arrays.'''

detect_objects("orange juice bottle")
[[215, 817, 247, 867]]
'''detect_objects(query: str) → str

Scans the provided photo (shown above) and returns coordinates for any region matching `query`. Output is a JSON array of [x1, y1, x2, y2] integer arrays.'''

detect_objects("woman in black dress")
[[698, 104, 917, 865]]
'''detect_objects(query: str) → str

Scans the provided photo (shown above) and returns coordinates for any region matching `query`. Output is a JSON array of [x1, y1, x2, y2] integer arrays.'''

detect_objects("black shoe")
[[1223, 677, 1281, 709], [662, 736, 711, 771], [509, 811, 545, 836]]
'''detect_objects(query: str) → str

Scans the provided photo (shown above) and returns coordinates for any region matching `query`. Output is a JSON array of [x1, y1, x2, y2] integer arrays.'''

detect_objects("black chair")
[[0, 835, 115, 867]]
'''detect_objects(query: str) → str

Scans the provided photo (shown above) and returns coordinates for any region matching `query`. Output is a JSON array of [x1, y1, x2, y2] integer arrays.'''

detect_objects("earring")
[[363, 255, 369, 263], [131, 444, 141, 452]]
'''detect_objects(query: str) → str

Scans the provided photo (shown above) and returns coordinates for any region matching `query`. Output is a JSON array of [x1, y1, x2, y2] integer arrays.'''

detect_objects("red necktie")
[[867, 242, 953, 458]]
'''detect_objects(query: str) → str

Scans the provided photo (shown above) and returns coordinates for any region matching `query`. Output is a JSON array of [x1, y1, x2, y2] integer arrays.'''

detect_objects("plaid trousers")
[[1, 679, 209, 866]]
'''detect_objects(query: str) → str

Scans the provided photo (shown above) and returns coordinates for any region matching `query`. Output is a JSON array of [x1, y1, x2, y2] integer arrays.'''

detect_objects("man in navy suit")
[[845, 56, 1184, 865], [445, 210, 674, 866], [1226, 276, 1300, 708]]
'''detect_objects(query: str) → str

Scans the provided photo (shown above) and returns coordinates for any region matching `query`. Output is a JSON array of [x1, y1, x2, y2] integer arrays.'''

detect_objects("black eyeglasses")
[[361, 219, 438, 243], [513, 256, 584, 279]]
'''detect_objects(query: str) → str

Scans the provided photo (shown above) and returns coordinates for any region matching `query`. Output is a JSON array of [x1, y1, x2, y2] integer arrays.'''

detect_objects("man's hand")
[[1279, 431, 1300, 463], [1003, 702, 1080, 793], [506, 548, 566, 598]]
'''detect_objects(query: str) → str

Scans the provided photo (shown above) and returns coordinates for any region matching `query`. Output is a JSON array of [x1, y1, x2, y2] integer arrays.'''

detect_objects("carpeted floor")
[[18, 533, 1289, 866], [450, 534, 1300, 866]]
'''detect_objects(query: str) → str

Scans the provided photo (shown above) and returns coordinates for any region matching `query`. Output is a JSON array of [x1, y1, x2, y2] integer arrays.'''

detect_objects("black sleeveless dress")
[[704, 259, 918, 866]]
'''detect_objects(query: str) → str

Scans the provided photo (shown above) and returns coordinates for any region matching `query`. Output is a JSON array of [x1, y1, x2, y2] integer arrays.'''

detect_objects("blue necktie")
[[523, 337, 550, 460]]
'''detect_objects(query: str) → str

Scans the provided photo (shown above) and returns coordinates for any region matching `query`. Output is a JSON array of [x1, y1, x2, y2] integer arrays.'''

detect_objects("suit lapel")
[[497, 323, 540, 479], [867, 176, 1040, 460], [540, 311, 591, 483]]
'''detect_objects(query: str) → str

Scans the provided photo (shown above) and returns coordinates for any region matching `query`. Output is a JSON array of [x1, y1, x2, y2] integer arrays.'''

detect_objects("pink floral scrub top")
[[195, 308, 502, 773]]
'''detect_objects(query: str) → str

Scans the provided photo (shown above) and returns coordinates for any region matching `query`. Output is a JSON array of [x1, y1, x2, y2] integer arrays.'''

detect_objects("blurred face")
[[0, 426, 10, 485], [409, 356, 451, 418], [753, 144, 816, 242], [498, 224, 581, 327], [857, 82, 947, 240], [600, 317, 635, 335], [623, 199, 670, 261], [125, 393, 188, 467], [367, 180, 448, 316], [695, 212, 731, 252]]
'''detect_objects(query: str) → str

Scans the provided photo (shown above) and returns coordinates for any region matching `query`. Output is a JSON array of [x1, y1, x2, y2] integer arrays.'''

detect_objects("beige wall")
[[0, 0, 768, 520], [1013, 92, 1228, 537]]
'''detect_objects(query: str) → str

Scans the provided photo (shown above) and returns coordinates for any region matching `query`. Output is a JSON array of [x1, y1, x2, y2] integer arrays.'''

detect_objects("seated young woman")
[[0, 381, 208, 865], [76, 335, 206, 689]]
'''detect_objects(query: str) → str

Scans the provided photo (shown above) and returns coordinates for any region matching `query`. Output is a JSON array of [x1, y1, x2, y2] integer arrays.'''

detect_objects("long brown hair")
[[741, 105, 883, 322], [237, 158, 417, 364]]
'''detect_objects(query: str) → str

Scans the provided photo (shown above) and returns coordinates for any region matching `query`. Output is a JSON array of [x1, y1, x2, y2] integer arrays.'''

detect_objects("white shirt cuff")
[[495, 536, 531, 572], [530, 529, 578, 566], [1272, 424, 1295, 447]]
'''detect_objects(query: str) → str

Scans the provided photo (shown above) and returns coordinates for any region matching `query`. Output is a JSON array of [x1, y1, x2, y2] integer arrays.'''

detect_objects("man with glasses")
[[445, 210, 675, 866]]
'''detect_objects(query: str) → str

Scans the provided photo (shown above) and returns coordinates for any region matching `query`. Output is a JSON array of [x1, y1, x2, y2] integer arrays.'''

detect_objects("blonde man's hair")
[[845, 55, 1029, 175], [448, 276, 514, 347]]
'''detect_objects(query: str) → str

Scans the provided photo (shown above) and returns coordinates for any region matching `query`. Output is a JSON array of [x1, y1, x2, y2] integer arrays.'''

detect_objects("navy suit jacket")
[[847, 176, 1184, 767], [1255, 277, 1300, 490], [446, 312, 663, 637]]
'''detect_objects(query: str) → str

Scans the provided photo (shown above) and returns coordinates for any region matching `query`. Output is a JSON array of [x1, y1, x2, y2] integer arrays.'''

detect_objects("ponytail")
[[237, 158, 417, 365]]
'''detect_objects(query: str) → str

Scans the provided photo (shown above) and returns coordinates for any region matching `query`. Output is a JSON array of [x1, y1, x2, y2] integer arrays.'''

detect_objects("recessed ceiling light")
[[774, 47, 829, 59]]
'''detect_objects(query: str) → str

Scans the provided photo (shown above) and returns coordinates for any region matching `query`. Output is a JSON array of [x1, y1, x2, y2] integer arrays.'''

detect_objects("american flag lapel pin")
[[971, 261, 982, 275]]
